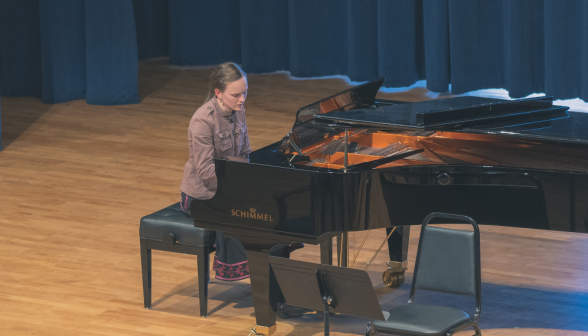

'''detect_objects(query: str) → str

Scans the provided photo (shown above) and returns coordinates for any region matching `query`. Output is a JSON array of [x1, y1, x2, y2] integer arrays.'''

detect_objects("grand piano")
[[190, 78, 588, 334]]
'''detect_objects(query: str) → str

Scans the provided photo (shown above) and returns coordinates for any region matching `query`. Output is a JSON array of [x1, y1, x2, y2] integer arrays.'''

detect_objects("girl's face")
[[216, 77, 248, 112]]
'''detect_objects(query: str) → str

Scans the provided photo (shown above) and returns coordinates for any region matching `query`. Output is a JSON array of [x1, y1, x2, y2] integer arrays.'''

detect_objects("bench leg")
[[140, 239, 152, 309], [197, 246, 210, 317]]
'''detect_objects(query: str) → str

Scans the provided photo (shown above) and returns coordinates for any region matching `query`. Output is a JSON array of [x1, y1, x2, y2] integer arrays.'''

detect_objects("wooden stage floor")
[[1, 59, 588, 335]]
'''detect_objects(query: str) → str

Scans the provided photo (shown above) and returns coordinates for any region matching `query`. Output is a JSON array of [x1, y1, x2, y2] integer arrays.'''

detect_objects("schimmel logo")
[[231, 208, 274, 222]]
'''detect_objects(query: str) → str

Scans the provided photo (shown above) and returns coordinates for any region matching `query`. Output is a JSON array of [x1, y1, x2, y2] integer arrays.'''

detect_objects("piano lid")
[[294, 77, 384, 123], [277, 77, 385, 154], [314, 96, 569, 131], [278, 79, 583, 155]]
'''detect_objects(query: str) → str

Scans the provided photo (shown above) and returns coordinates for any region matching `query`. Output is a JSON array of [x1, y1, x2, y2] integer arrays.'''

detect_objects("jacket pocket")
[[217, 131, 232, 151]]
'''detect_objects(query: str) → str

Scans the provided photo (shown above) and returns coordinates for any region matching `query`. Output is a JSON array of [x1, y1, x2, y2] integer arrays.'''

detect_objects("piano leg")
[[387, 226, 409, 262], [242, 244, 281, 335], [383, 226, 409, 288], [240, 238, 334, 334]]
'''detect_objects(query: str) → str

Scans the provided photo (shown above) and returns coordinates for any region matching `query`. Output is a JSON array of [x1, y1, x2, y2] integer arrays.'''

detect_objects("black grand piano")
[[191, 78, 588, 333]]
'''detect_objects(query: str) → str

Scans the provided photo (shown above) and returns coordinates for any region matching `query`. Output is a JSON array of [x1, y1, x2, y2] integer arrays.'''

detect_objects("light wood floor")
[[1, 59, 588, 336]]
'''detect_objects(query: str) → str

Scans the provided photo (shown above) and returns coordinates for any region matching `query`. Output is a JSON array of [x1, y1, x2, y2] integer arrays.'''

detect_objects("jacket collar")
[[213, 97, 235, 119]]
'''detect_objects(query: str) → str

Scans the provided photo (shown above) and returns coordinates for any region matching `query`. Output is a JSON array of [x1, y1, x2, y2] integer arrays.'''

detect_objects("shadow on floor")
[[0, 96, 52, 149], [138, 58, 179, 102], [282, 281, 588, 335], [148, 275, 588, 335]]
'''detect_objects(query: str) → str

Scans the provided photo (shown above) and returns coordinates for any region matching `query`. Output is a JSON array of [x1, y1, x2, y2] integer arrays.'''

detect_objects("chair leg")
[[197, 246, 209, 317], [473, 323, 482, 336], [140, 239, 152, 309], [365, 321, 375, 336]]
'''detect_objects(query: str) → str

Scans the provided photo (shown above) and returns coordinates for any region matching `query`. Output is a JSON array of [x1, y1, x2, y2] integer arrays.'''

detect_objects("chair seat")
[[372, 304, 471, 335], [139, 203, 214, 246]]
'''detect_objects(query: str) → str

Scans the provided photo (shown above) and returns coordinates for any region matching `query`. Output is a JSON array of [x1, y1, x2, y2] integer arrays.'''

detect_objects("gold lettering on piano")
[[231, 208, 273, 222]]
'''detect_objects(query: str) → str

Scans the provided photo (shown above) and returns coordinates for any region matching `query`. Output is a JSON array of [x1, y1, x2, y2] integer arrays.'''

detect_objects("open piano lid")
[[293, 77, 385, 123], [278, 78, 578, 156], [277, 78, 385, 154], [314, 95, 570, 132]]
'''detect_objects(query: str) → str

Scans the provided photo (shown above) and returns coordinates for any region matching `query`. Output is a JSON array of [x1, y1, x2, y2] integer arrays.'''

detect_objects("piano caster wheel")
[[382, 261, 407, 288]]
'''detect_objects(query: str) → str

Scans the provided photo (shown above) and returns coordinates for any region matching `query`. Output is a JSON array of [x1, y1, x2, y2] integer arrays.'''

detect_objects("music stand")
[[269, 256, 385, 336]]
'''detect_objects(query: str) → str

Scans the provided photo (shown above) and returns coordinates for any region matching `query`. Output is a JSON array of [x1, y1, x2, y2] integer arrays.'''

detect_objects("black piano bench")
[[139, 203, 216, 317]]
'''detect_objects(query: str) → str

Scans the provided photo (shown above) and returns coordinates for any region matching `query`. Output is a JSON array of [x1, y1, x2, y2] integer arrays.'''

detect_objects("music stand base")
[[323, 301, 331, 336]]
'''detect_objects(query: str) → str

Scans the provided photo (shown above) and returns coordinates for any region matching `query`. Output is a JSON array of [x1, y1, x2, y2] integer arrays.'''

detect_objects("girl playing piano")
[[179, 62, 251, 280]]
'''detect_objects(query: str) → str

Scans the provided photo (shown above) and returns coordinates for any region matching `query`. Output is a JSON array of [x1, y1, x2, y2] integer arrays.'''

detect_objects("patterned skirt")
[[211, 232, 250, 280], [181, 192, 250, 280]]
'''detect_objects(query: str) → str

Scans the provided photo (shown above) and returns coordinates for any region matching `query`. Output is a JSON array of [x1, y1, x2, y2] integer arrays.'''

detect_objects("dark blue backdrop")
[[1, 0, 588, 150]]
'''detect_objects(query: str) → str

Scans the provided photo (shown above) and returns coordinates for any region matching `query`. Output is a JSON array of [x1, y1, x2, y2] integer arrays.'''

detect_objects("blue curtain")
[[238, 0, 588, 99], [85, 0, 138, 105], [2, 0, 588, 150], [0, 0, 138, 106], [39, 0, 86, 103], [0, 0, 42, 98], [133, 0, 168, 59], [2, 0, 588, 102], [239, 1, 289, 73], [168, 0, 241, 66], [544, 1, 588, 100]]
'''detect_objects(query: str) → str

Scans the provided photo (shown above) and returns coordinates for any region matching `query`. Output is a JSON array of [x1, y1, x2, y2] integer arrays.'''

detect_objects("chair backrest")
[[409, 213, 481, 309]]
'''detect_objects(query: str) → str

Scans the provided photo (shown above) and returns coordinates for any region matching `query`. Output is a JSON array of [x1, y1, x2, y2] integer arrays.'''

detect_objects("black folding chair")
[[366, 212, 482, 336]]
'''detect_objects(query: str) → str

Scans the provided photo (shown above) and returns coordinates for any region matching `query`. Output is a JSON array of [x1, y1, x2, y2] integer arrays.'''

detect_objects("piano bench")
[[139, 202, 216, 317]]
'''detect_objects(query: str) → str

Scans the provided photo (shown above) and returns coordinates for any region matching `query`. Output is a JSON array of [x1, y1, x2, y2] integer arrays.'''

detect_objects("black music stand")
[[269, 256, 385, 336]]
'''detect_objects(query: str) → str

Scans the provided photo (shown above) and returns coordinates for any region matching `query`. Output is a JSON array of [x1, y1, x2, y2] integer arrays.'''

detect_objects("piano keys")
[[190, 77, 588, 333]]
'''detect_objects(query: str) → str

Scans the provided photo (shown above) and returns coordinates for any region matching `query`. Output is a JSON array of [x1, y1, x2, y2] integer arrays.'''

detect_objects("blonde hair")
[[204, 62, 246, 104]]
